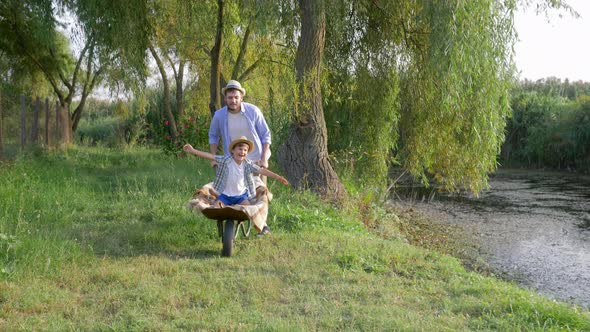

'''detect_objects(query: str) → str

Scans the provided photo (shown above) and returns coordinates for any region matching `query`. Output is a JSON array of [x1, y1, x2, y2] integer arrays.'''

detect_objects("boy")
[[183, 136, 289, 207]]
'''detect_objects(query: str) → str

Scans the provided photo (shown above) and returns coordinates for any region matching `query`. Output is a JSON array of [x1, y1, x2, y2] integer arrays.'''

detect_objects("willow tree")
[[278, 0, 345, 198], [281, 0, 576, 198], [0, 0, 152, 133], [146, 0, 215, 141], [322, 1, 404, 193], [398, 0, 574, 194], [0, 0, 102, 133], [390, 2, 513, 194], [205, 0, 293, 117]]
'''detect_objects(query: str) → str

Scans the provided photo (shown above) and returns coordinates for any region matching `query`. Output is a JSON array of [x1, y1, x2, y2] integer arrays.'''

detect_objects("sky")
[[514, 0, 590, 82]]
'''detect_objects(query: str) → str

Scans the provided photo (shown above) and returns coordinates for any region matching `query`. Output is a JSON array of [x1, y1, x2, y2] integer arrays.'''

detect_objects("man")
[[209, 80, 271, 169], [208, 80, 273, 234]]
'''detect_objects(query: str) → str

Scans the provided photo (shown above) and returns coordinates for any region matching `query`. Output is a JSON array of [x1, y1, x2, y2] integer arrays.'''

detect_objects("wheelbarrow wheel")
[[222, 220, 236, 257]]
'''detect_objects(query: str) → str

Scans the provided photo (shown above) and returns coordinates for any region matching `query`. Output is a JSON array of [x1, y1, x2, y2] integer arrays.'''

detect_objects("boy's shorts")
[[218, 191, 249, 206]]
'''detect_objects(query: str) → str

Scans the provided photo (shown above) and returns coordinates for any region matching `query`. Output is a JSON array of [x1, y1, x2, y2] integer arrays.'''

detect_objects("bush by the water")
[[503, 79, 590, 173]]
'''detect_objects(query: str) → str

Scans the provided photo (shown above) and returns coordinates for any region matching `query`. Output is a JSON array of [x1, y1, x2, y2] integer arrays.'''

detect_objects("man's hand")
[[210, 160, 218, 168]]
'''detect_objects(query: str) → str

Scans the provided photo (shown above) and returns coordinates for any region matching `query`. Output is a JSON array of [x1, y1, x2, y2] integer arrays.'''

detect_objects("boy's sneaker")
[[257, 226, 270, 236]]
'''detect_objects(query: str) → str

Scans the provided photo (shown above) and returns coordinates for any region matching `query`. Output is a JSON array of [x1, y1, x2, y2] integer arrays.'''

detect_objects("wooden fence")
[[0, 94, 71, 159]]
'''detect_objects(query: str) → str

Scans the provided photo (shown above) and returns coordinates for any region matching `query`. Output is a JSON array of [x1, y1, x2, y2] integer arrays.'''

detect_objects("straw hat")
[[222, 80, 246, 96], [229, 136, 254, 151]]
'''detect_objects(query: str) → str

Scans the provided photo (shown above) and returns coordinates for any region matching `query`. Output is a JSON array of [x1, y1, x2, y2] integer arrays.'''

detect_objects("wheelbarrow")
[[188, 183, 272, 257], [200, 206, 252, 257]]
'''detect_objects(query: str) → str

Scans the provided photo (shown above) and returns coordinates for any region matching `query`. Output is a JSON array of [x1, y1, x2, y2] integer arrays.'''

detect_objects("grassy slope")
[[1, 147, 589, 330]]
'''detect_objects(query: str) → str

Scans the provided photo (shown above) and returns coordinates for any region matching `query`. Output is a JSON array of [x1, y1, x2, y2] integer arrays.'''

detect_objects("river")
[[400, 170, 590, 309]]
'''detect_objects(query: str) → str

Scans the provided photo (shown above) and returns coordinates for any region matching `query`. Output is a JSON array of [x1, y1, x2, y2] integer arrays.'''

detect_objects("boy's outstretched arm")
[[183, 144, 215, 161], [258, 167, 289, 186]]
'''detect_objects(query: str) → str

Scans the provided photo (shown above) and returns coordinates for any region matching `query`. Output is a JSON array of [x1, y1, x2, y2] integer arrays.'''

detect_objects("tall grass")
[[1, 147, 589, 330]]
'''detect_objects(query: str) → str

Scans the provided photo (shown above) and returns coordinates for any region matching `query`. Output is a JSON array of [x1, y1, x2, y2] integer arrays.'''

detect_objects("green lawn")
[[1, 147, 589, 330]]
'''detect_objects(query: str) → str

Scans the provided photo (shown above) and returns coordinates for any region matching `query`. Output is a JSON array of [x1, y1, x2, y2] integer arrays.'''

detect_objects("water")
[[401, 170, 590, 308]]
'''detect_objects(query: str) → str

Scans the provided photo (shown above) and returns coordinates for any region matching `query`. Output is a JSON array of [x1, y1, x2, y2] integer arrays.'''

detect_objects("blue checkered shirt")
[[213, 155, 260, 199]]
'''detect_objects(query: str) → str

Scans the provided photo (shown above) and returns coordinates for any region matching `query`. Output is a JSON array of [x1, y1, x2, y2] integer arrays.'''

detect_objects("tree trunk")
[[209, 0, 225, 117], [71, 45, 103, 133], [176, 59, 185, 119], [71, 95, 88, 132], [59, 103, 71, 146], [231, 22, 252, 80], [149, 44, 178, 140], [58, 39, 91, 134], [278, 0, 345, 199], [165, 53, 186, 119]]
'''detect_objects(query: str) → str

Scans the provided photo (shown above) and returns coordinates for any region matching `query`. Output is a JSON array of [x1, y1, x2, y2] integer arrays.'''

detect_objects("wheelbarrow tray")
[[201, 206, 250, 221]]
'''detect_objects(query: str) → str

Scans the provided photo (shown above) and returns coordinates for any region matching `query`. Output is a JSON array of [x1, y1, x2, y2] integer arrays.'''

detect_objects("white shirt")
[[223, 158, 247, 196], [228, 112, 261, 161]]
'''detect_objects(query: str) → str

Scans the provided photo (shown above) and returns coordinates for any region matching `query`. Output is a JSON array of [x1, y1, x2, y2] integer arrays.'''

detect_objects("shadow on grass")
[[33, 148, 225, 259], [57, 210, 227, 259]]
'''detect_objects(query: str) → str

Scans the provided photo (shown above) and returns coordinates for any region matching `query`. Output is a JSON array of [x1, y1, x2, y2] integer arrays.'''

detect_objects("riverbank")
[[393, 169, 590, 309]]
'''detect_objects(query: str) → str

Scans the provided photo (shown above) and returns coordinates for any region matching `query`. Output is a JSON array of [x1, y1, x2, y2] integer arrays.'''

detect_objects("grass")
[[1, 146, 589, 330]]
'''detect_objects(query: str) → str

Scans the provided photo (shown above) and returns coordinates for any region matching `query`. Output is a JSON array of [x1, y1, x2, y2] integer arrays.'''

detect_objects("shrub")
[[161, 114, 210, 157], [75, 116, 126, 147]]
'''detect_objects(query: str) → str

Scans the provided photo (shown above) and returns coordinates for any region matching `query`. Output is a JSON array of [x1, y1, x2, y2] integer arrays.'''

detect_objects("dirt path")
[[402, 170, 590, 308]]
